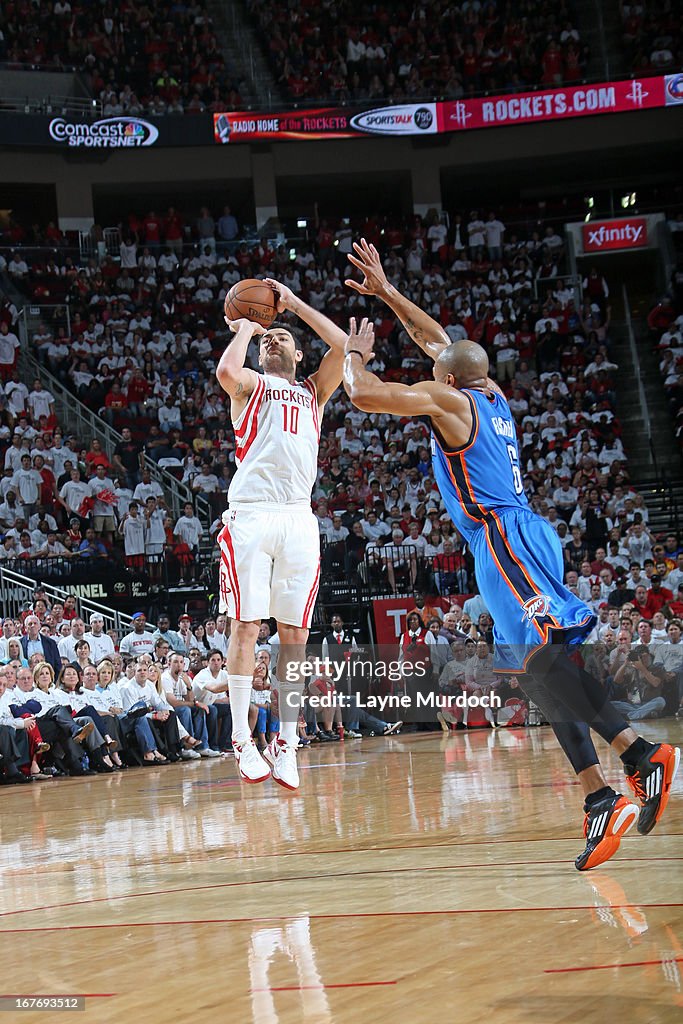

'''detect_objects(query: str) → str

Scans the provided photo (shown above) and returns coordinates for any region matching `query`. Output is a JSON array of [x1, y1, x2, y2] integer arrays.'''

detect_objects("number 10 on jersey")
[[283, 405, 299, 434]]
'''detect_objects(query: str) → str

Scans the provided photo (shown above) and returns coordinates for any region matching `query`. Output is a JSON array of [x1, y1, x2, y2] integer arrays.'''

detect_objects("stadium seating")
[[246, 0, 589, 102], [0, 0, 244, 115]]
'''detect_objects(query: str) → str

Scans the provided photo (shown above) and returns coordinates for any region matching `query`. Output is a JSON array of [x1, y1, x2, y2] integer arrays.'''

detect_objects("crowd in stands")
[[652, 291, 683, 451], [0, 599, 417, 784], [1, 564, 682, 786], [620, 0, 681, 75], [0, 202, 653, 601], [247, 0, 589, 103], [0, 0, 244, 116], [1, 200, 683, 731]]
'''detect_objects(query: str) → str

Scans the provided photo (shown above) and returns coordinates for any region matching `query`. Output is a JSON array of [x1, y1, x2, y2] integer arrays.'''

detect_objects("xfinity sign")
[[582, 217, 648, 253]]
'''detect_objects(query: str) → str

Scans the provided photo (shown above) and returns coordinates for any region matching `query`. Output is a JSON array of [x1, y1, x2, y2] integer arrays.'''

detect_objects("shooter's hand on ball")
[[263, 277, 297, 313], [225, 317, 268, 335], [345, 317, 375, 365], [345, 238, 390, 297]]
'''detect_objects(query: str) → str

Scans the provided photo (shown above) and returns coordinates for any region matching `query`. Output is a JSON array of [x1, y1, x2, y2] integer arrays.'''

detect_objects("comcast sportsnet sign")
[[582, 218, 648, 253], [49, 116, 159, 148]]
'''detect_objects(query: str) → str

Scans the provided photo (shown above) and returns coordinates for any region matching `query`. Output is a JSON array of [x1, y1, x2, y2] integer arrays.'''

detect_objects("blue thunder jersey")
[[431, 387, 595, 670]]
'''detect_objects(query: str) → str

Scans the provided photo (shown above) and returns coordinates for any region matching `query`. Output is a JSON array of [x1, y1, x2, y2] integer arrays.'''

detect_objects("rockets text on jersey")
[[228, 371, 321, 506]]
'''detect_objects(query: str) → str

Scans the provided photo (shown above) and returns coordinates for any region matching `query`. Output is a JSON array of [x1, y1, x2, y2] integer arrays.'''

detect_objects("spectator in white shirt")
[[57, 618, 87, 663], [158, 396, 182, 433], [119, 614, 156, 659], [5, 375, 28, 416], [484, 212, 505, 260], [0, 322, 20, 379], [11, 454, 42, 516], [27, 380, 55, 423], [132, 470, 164, 504], [553, 478, 579, 514], [83, 612, 115, 663], [174, 501, 203, 554], [205, 616, 229, 657], [191, 650, 232, 751], [119, 501, 146, 567], [467, 211, 486, 254], [119, 660, 177, 763], [192, 464, 220, 494], [59, 468, 91, 523], [89, 464, 117, 542]]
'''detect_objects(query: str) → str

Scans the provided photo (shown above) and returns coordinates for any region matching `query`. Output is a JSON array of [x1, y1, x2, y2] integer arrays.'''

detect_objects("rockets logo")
[[521, 595, 552, 622], [626, 81, 648, 107], [450, 101, 472, 128]]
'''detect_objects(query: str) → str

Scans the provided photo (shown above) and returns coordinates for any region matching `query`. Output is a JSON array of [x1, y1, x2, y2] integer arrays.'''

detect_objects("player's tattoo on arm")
[[405, 317, 428, 349]]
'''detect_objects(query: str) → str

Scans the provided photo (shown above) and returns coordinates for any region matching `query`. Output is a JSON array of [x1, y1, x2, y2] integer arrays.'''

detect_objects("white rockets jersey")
[[228, 372, 321, 506]]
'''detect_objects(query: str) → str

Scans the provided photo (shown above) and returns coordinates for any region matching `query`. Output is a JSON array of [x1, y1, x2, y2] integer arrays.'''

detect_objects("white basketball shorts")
[[217, 504, 321, 627]]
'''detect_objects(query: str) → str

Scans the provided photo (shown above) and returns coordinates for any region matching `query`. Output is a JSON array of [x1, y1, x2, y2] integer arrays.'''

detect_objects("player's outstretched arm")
[[343, 318, 469, 433], [345, 238, 450, 360], [264, 277, 344, 406], [216, 318, 265, 406]]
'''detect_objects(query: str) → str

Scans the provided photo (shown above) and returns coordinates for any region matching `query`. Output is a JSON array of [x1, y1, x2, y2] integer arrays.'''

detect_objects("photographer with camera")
[[610, 645, 667, 721]]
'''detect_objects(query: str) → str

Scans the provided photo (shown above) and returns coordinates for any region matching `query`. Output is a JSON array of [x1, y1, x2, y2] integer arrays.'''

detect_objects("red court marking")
[[1, 903, 680, 935], [3, 857, 681, 920], [7, 831, 682, 884], [545, 957, 683, 974], [251, 981, 397, 992]]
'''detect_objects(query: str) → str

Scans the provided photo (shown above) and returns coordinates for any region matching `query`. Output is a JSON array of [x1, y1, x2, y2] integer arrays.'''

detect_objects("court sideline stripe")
[[545, 957, 683, 974], [6, 832, 682, 883], [1, 903, 681, 934], [3, 858, 681, 919]]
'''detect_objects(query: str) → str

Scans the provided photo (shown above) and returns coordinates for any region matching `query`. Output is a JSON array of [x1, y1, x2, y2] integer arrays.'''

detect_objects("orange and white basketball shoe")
[[575, 792, 639, 871], [623, 742, 680, 834]]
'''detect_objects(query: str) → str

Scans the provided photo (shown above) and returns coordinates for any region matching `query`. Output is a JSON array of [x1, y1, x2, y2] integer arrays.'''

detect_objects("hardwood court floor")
[[1, 721, 681, 1024]]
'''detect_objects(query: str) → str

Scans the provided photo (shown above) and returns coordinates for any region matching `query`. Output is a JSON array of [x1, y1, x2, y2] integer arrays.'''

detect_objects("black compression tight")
[[520, 644, 630, 774]]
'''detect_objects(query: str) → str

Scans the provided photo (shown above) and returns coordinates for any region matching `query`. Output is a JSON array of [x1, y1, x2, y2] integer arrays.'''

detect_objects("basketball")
[[224, 278, 277, 327]]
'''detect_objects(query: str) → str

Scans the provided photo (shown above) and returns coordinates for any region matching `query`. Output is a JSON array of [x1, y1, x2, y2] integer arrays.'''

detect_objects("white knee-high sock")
[[229, 675, 253, 744], [276, 678, 304, 747]]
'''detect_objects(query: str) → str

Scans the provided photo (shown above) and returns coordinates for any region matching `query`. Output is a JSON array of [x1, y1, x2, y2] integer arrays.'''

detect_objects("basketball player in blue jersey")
[[343, 239, 679, 871]]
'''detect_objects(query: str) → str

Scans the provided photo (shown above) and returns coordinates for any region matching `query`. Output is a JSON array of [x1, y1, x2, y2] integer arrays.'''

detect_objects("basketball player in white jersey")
[[216, 279, 346, 789]]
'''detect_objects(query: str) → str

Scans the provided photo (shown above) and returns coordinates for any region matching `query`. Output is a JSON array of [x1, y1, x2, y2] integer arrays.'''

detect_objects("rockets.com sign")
[[215, 74, 681, 145], [582, 217, 648, 253]]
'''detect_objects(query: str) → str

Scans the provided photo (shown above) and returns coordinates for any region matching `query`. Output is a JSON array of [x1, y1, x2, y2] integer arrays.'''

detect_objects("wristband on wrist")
[[347, 349, 365, 358]]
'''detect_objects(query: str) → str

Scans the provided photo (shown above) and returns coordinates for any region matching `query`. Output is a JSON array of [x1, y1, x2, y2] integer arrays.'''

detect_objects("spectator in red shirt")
[[667, 584, 683, 618], [33, 455, 57, 509], [633, 585, 651, 619], [590, 547, 611, 576], [127, 367, 152, 417], [84, 439, 111, 476], [164, 206, 184, 256], [102, 381, 129, 426], [644, 575, 673, 618], [143, 211, 162, 248], [541, 41, 563, 84]]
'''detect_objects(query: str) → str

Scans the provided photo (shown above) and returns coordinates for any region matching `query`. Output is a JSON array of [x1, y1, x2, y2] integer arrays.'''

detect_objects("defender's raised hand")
[[345, 238, 390, 297], [345, 316, 376, 365]]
